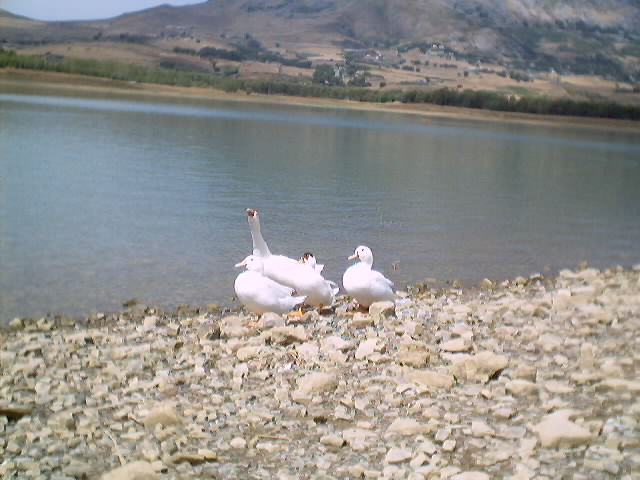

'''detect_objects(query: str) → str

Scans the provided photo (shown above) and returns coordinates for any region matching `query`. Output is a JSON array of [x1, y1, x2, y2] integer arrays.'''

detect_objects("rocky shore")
[[1, 265, 639, 480]]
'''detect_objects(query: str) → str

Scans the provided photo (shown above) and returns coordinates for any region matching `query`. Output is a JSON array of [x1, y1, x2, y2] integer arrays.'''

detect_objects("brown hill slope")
[[1, 0, 639, 81]]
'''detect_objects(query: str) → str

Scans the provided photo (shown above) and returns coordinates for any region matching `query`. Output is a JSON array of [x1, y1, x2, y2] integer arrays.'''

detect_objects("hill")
[[1, 0, 639, 105]]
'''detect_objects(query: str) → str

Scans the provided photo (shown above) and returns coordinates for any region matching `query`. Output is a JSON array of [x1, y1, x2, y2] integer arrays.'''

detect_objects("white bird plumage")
[[300, 252, 324, 274], [298, 252, 340, 305], [234, 255, 306, 315], [246, 208, 299, 285], [343, 245, 395, 308], [246, 209, 337, 307]]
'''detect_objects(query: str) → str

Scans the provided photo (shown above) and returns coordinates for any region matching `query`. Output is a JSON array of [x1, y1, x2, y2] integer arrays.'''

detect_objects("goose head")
[[348, 245, 374, 266], [235, 255, 264, 272], [299, 252, 317, 268], [246, 208, 260, 228]]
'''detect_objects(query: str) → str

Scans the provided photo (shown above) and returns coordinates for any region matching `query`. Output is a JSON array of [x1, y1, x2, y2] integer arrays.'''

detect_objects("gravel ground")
[[1, 265, 639, 480]]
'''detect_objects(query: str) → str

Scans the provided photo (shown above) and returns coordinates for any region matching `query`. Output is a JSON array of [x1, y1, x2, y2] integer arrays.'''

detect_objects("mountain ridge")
[[1, 0, 639, 82]]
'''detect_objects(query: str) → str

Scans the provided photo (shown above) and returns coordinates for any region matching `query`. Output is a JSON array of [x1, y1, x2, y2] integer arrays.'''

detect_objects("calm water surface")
[[1, 89, 639, 321]]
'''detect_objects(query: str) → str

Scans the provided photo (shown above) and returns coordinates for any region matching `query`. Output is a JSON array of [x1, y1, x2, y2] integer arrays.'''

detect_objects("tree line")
[[1, 48, 638, 120]]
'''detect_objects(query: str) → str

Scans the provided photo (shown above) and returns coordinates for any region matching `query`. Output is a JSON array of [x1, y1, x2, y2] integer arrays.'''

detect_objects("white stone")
[[355, 338, 381, 360], [296, 372, 338, 395], [442, 439, 457, 452], [351, 313, 374, 328], [448, 351, 509, 383], [230, 437, 246, 449], [142, 403, 182, 429], [441, 337, 471, 353], [369, 301, 396, 323], [101, 461, 157, 480], [320, 433, 344, 447], [450, 472, 490, 480], [471, 420, 495, 437], [596, 379, 640, 393], [259, 312, 285, 328], [236, 345, 264, 361], [532, 409, 593, 448], [406, 369, 455, 389], [505, 379, 538, 395], [386, 417, 432, 436], [321, 336, 353, 352], [396, 340, 431, 367], [385, 447, 412, 464], [268, 326, 307, 345]]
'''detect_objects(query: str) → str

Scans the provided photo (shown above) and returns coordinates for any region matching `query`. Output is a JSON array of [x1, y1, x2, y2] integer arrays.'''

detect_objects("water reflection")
[[0, 90, 639, 320]]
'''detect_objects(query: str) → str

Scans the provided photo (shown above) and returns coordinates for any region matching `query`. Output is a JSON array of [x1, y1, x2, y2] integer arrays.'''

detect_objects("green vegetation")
[[1, 48, 638, 120], [174, 35, 313, 69], [312, 64, 343, 86], [0, 48, 226, 88]]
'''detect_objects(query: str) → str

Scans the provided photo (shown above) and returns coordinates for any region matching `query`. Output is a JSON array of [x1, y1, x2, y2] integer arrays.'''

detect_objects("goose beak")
[[235, 261, 246, 268], [246, 208, 257, 218], [348, 253, 358, 261]]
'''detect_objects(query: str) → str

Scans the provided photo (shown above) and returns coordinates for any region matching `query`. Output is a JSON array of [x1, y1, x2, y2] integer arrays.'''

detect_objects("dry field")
[[11, 39, 640, 106]]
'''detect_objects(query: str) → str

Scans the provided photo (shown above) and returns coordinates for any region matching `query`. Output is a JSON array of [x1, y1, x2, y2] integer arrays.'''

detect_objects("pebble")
[[384, 447, 412, 464], [142, 403, 183, 429], [532, 409, 593, 448], [505, 379, 538, 395], [102, 461, 158, 480], [1, 266, 638, 479], [369, 301, 396, 323], [386, 417, 432, 436], [450, 473, 490, 480]]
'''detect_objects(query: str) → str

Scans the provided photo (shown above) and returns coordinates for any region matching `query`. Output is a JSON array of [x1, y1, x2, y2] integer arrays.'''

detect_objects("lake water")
[[1, 89, 640, 321]]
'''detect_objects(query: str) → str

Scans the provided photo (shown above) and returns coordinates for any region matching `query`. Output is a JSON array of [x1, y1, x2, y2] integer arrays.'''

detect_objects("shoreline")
[[2, 68, 640, 133], [2, 265, 639, 478]]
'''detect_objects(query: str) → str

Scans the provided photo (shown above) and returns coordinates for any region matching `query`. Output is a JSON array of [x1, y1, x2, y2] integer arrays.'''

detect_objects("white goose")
[[299, 252, 340, 306], [234, 255, 306, 315], [246, 209, 337, 307], [343, 245, 395, 308], [300, 252, 324, 274], [246, 208, 300, 286]]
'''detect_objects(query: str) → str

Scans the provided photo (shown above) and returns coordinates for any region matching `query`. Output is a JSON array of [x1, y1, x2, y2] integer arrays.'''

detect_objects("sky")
[[1, 0, 204, 21]]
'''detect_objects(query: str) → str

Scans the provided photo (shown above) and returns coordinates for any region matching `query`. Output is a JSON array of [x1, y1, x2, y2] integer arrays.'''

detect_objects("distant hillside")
[[1, 0, 640, 81]]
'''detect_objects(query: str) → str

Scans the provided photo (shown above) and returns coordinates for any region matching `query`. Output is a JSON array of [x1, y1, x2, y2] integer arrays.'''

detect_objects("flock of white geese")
[[234, 209, 395, 315]]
